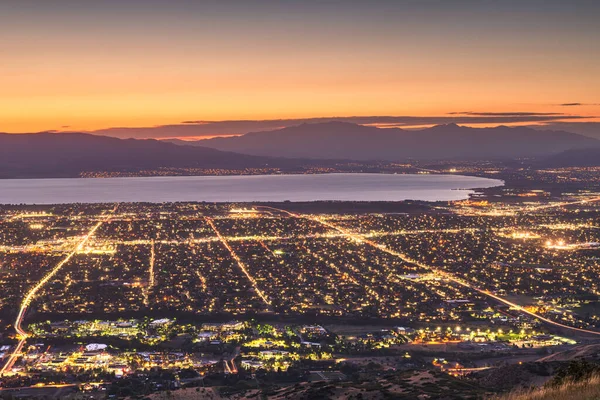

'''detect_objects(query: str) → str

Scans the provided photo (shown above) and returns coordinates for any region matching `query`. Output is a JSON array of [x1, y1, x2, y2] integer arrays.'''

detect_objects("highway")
[[450, 282, 600, 337], [0, 210, 115, 375], [258, 205, 600, 338], [522, 196, 600, 212]]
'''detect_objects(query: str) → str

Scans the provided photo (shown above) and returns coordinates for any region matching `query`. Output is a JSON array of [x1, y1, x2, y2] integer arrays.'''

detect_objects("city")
[[2, 1, 600, 398], [1, 165, 600, 398]]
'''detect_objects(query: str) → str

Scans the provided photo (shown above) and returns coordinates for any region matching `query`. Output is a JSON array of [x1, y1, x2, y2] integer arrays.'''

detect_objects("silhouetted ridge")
[[189, 122, 597, 160], [0, 132, 293, 178], [541, 147, 600, 167]]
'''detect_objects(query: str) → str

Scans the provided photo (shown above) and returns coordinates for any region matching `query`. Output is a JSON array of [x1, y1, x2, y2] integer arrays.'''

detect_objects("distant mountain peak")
[[425, 123, 465, 132], [0, 132, 297, 179], [194, 122, 597, 161]]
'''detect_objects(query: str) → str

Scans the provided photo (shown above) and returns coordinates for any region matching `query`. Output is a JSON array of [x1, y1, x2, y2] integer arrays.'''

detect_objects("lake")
[[0, 173, 503, 204]]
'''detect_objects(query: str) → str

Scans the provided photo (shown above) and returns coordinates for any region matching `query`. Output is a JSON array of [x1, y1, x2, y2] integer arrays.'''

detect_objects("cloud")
[[87, 114, 590, 140], [449, 111, 564, 116], [557, 103, 599, 106]]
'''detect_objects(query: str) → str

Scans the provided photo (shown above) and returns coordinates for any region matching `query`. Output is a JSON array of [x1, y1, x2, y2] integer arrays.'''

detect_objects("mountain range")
[[542, 147, 600, 167], [0, 132, 293, 178], [181, 122, 597, 161], [1, 123, 599, 179]]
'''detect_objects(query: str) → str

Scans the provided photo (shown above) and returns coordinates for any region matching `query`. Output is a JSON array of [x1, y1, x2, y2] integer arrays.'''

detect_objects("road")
[[257, 205, 600, 338], [143, 240, 156, 307], [205, 217, 272, 308], [0, 210, 115, 375], [522, 196, 600, 212], [0, 228, 482, 256], [451, 282, 600, 337], [230, 346, 240, 374]]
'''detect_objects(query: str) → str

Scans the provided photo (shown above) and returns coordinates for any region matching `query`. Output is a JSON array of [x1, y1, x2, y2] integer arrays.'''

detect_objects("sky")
[[1, 0, 599, 136]]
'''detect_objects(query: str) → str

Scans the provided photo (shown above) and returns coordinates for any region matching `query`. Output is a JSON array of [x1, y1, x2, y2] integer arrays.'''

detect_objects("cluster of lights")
[[545, 239, 567, 248]]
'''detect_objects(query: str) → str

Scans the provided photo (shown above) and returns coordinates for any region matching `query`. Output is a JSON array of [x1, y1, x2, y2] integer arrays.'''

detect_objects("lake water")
[[0, 173, 503, 204]]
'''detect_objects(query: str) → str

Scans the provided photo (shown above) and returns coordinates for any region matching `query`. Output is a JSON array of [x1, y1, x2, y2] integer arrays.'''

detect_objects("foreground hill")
[[500, 374, 600, 400], [257, 369, 488, 400], [0, 132, 296, 178], [189, 122, 597, 161], [138, 369, 488, 400]]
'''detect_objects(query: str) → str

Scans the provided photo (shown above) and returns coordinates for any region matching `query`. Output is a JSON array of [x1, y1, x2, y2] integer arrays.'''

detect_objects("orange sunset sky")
[[1, 0, 598, 134]]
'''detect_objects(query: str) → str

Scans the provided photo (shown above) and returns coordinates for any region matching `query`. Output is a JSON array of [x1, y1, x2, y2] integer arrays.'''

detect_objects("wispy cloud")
[[449, 111, 564, 116], [87, 114, 590, 140], [557, 102, 599, 106]]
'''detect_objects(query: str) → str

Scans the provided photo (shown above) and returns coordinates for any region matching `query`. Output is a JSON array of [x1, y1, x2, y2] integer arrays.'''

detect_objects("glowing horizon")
[[1, 0, 598, 134]]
